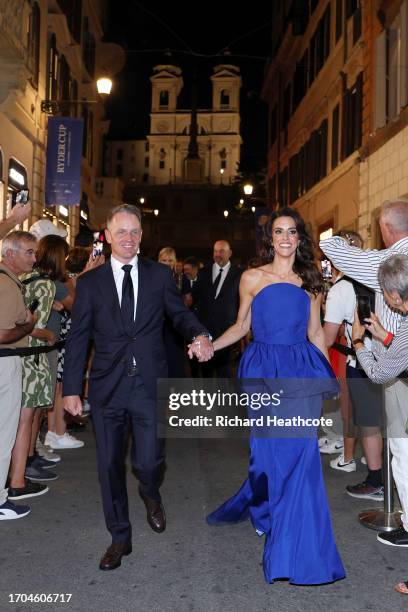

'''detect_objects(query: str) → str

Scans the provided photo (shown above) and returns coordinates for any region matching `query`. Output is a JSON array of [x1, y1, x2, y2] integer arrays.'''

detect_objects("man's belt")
[[0, 340, 65, 357]]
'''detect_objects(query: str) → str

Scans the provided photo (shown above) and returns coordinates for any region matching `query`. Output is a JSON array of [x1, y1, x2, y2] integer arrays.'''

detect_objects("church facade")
[[106, 64, 242, 186]]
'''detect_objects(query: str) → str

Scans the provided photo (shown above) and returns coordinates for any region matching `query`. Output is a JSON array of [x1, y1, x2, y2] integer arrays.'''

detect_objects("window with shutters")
[[343, 73, 362, 157], [331, 104, 340, 169]]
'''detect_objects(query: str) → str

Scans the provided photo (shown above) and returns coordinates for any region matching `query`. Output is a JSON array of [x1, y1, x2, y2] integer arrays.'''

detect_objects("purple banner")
[[45, 117, 84, 206]]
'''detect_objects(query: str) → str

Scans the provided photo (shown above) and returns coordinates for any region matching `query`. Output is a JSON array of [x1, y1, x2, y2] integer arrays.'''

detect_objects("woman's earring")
[[296, 244, 300, 257], [269, 244, 275, 258]]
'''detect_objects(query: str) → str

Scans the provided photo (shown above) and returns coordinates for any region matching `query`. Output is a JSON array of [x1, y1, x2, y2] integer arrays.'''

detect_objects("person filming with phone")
[[323, 231, 383, 500]]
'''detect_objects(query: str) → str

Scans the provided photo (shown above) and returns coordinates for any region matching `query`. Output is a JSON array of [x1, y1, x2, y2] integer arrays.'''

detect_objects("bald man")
[[195, 240, 242, 377]]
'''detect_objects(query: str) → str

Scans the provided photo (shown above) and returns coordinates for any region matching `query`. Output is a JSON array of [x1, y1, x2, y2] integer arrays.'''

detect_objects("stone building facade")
[[262, 0, 408, 248], [0, 0, 123, 243]]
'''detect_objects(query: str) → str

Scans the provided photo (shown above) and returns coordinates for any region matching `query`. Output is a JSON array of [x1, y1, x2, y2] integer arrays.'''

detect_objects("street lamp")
[[153, 209, 159, 216], [243, 182, 254, 196], [139, 197, 145, 205], [41, 76, 113, 114], [223, 210, 229, 218], [96, 77, 113, 95]]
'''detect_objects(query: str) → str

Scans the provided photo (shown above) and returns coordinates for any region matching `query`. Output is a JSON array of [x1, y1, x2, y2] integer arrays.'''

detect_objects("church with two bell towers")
[[106, 63, 242, 186]]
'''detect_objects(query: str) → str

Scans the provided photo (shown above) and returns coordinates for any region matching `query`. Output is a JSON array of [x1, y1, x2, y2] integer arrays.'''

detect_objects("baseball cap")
[[29, 219, 67, 240]]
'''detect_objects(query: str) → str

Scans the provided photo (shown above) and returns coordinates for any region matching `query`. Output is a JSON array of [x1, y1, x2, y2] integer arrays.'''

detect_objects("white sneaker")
[[361, 456, 367, 465], [330, 454, 356, 472], [319, 438, 344, 454], [318, 436, 329, 448], [44, 431, 84, 449], [36, 439, 61, 463]]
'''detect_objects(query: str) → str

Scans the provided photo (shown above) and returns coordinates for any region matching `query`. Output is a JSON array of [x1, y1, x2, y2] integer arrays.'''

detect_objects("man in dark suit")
[[63, 204, 212, 571], [195, 240, 242, 377]]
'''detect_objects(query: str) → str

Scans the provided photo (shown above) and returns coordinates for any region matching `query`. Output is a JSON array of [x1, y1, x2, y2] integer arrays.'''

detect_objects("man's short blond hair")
[[106, 204, 142, 228]]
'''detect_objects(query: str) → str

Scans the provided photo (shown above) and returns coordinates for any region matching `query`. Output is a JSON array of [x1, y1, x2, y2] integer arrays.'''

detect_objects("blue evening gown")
[[207, 283, 346, 585]]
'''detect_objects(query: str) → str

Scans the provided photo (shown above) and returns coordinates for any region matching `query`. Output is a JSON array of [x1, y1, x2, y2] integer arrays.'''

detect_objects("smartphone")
[[92, 241, 103, 259], [11, 189, 29, 207], [321, 259, 332, 279], [357, 295, 371, 322], [28, 298, 39, 313]]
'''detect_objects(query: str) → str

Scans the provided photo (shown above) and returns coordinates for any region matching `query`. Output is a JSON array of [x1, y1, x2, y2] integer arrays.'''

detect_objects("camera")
[[11, 189, 29, 207], [357, 295, 371, 322], [321, 259, 332, 280]]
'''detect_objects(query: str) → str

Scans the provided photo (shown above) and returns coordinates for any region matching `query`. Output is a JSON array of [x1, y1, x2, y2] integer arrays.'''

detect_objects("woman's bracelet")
[[383, 332, 394, 347]]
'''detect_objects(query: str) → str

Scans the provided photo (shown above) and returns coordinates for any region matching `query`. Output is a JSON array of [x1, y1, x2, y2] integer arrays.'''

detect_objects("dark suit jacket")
[[194, 263, 242, 339], [62, 258, 207, 406]]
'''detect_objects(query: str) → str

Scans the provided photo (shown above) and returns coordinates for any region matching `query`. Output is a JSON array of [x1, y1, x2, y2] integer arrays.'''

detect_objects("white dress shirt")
[[212, 261, 231, 298], [110, 254, 139, 318]]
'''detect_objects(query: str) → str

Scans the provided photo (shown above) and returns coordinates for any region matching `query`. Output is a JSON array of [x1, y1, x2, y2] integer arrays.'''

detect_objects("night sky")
[[105, 0, 272, 172]]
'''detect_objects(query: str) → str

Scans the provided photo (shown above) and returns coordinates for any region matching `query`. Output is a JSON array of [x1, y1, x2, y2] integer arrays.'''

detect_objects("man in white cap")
[[29, 219, 67, 240]]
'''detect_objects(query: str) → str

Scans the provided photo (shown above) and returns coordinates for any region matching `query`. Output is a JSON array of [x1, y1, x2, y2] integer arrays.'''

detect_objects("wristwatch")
[[191, 332, 213, 342]]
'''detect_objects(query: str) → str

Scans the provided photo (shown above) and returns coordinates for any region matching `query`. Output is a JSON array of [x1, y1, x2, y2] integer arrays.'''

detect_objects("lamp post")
[[41, 76, 113, 114]]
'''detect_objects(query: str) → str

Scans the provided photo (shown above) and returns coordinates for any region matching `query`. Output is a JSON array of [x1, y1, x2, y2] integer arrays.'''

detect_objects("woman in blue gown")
[[207, 208, 345, 585]]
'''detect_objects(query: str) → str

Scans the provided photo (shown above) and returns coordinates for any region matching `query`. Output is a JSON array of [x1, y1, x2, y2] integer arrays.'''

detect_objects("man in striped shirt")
[[320, 198, 408, 547]]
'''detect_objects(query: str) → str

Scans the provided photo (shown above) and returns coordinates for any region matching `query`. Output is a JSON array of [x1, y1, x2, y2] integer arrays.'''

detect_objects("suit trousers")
[[91, 367, 165, 543], [200, 347, 232, 378]]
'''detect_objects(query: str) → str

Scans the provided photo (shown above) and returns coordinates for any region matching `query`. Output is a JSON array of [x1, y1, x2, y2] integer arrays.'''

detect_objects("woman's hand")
[[82, 252, 105, 274], [363, 312, 388, 343], [352, 309, 365, 342], [52, 300, 64, 312]]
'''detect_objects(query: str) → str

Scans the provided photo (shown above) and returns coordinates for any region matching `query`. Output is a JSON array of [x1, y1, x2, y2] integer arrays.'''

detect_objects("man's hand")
[[63, 395, 83, 416], [44, 329, 57, 346], [363, 312, 388, 343], [352, 308, 366, 342], [188, 336, 214, 362], [15, 308, 37, 330], [7, 202, 32, 226]]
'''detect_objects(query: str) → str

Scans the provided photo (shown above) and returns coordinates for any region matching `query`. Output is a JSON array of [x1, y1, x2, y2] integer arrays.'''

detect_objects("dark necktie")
[[212, 267, 224, 298], [121, 264, 134, 330]]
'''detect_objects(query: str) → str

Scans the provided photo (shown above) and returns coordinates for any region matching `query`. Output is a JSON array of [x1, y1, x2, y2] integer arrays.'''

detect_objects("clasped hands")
[[187, 335, 214, 362]]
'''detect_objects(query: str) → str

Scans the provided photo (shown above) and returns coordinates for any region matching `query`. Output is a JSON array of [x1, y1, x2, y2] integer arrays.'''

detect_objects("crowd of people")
[[1, 197, 408, 594]]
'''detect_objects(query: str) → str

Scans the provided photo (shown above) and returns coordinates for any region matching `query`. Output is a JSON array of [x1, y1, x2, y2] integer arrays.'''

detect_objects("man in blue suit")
[[63, 204, 212, 571]]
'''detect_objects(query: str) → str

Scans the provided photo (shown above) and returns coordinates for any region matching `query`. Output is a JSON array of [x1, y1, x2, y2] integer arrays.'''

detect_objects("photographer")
[[351, 253, 408, 592], [323, 232, 383, 499]]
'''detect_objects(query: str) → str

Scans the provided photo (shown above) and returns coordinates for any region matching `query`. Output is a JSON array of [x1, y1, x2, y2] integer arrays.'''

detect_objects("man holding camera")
[[0, 231, 37, 520], [320, 198, 408, 547]]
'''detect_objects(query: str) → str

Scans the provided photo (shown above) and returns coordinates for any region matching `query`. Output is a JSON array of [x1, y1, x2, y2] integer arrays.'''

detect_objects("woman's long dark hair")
[[268, 207, 324, 295], [35, 235, 69, 281]]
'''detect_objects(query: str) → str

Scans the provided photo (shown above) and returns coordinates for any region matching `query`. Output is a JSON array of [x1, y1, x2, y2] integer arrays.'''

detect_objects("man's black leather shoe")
[[139, 490, 166, 533], [99, 542, 132, 571]]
